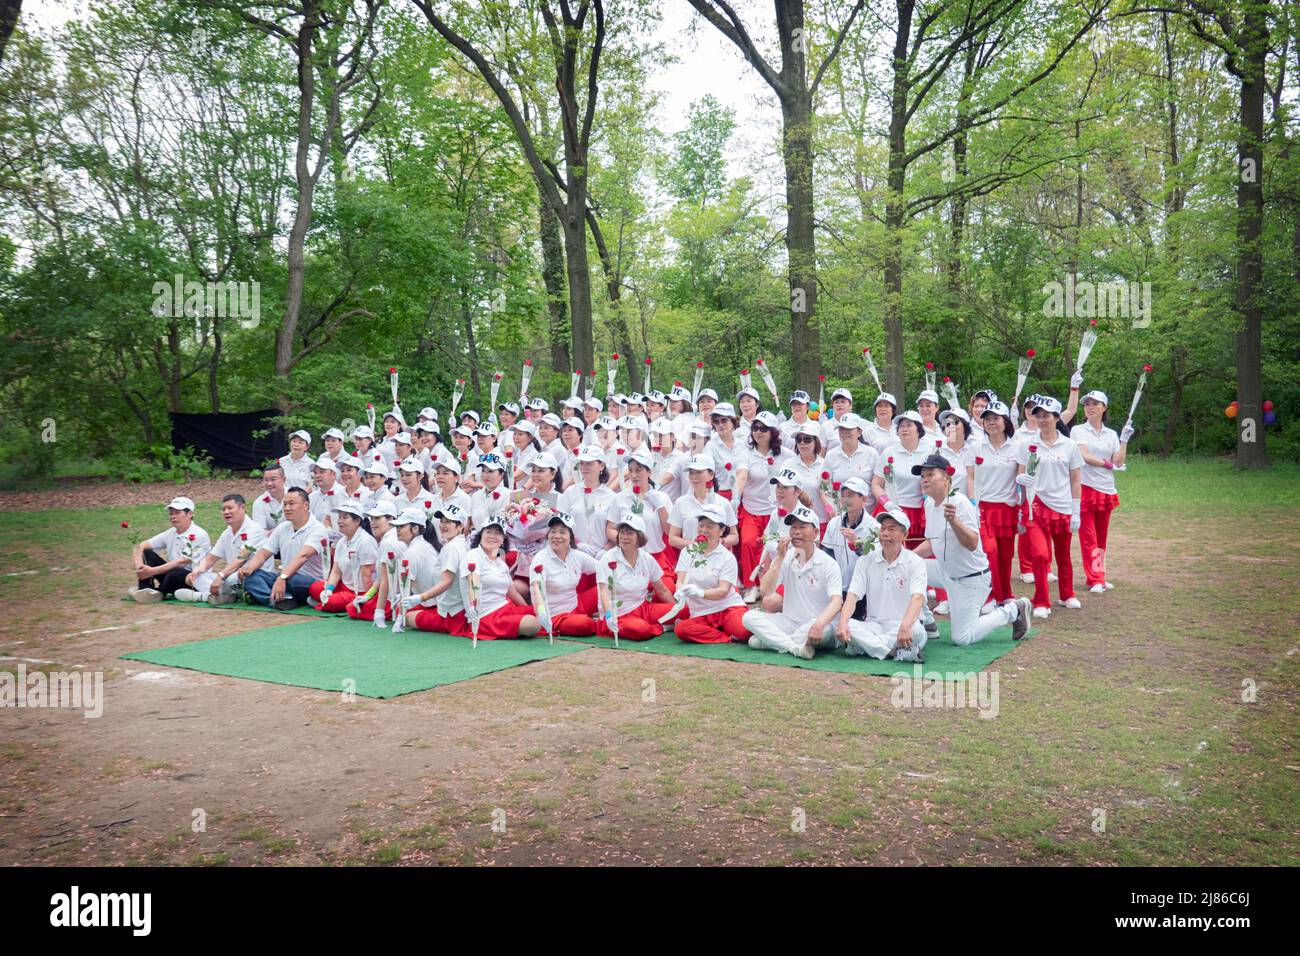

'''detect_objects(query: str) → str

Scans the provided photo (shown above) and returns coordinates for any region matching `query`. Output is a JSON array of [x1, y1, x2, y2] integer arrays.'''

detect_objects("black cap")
[[910, 454, 950, 476]]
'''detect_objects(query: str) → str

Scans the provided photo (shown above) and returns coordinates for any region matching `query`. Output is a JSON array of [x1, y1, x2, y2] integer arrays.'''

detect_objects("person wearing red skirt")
[[460, 517, 542, 639], [593, 515, 680, 640], [605, 450, 676, 594], [309, 500, 378, 612], [527, 513, 600, 637], [672, 507, 750, 643], [971, 402, 1021, 605], [411, 502, 473, 636], [1074, 391, 1130, 593], [1014, 397, 1083, 616]]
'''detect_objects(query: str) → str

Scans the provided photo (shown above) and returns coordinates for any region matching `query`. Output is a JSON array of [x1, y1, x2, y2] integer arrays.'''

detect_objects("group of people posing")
[[126, 371, 1130, 662]]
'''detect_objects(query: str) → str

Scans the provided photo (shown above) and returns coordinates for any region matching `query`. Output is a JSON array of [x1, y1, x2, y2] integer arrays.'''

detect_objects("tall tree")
[[685, 0, 866, 391]]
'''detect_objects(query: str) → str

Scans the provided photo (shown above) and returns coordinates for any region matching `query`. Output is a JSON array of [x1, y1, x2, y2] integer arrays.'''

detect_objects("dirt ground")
[[1, 481, 1297, 867]]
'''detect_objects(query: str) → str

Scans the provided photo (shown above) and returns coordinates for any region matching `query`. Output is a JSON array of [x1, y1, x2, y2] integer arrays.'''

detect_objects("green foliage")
[[101, 445, 225, 484]]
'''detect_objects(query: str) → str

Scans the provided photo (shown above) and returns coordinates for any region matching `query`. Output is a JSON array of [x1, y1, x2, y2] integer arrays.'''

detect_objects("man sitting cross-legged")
[[237, 487, 327, 610], [742, 505, 843, 660], [127, 496, 211, 603], [833, 508, 929, 662], [174, 494, 265, 604]]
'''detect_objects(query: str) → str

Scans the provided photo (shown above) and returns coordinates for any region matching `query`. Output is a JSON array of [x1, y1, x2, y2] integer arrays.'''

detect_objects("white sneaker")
[[747, 636, 763, 650], [1020, 572, 1035, 584], [1057, 597, 1082, 609], [176, 588, 206, 603], [1032, 606, 1051, 620], [1089, 584, 1105, 595], [927, 588, 937, 600], [794, 642, 816, 660], [934, 601, 950, 615], [742, 586, 760, 604], [1103, 582, 1114, 591], [130, 587, 162, 604], [1048, 572, 1058, 582]]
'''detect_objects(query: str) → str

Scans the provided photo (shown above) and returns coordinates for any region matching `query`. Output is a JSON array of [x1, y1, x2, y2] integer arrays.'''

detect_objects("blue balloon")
[[1264, 411, 1277, 425]]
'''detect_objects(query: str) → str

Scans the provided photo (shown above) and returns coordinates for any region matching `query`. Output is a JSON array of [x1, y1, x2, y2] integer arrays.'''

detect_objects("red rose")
[[925, 362, 934, 370], [695, 534, 708, 543], [388, 367, 396, 374], [742, 369, 749, 375], [612, 353, 619, 360], [1029, 445, 1038, 453], [1090, 319, 1097, 326], [505, 449, 513, 458], [632, 485, 642, 494], [584, 487, 592, 494], [696, 361, 703, 368], [862, 348, 869, 354], [532, 498, 540, 505], [1143, 363, 1153, 372], [936, 439, 944, 447], [424, 500, 431, 508], [608, 561, 618, 570], [367, 403, 373, 409], [887, 457, 894, 463], [534, 565, 544, 574], [492, 491, 501, 500], [187, 533, 195, 541], [467, 562, 476, 572], [1026, 348, 1036, 358], [820, 471, 830, 480], [975, 457, 985, 465], [832, 482, 841, 490], [945, 465, 955, 476], [326, 490, 334, 496], [402, 559, 409, 567], [818, 374, 826, 382], [494, 372, 502, 380], [263, 495, 271, 503], [724, 462, 732, 471], [756, 358, 764, 365], [525, 359, 532, 366], [674, 380, 682, 386], [644, 358, 652, 365], [767, 457, 774, 465], [120, 521, 130, 528], [387, 551, 395, 560], [617, 448, 625, 455], [240, 533, 247, 540], [943, 376, 951, 383], [571, 447, 579, 455]]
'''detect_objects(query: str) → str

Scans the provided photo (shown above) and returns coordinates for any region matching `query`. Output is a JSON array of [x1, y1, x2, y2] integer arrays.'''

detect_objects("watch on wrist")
[[279, 573, 289, 581]]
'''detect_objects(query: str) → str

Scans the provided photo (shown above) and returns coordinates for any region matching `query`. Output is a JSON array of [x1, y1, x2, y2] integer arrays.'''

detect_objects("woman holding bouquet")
[[1015, 395, 1083, 618], [971, 401, 1021, 607], [460, 516, 541, 639], [594, 515, 679, 641], [1074, 390, 1129, 593], [672, 508, 751, 644]]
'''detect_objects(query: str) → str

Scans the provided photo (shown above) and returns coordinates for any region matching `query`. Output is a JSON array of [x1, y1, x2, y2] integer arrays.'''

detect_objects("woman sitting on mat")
[[409, 503, 472, 636], [594, 514, 679, 641], [672, 506, 750, 644], [527, 512, 600, 637], [459, 515, 541, 639], [308, 499, 377, 613]]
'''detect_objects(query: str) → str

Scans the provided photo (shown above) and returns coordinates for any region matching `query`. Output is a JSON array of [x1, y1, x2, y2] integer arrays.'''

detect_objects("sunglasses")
[[795, 435, 816, 442]]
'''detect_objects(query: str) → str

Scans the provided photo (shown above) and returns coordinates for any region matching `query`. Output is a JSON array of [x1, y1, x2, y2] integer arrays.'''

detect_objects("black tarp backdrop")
[[170, 409, 286, 471]]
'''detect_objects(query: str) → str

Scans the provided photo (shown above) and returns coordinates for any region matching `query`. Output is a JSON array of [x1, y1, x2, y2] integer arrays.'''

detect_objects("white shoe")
[[934, 601, 950, 615], [794, 642, 816, 660], [1048, 572, 1058, 582], [1089, 584, 1105, 595], [130, 587, 162, 604], [742, 586, 760, 604], [207, 592, 236, 605], [927, 588, 937, 600], [173, 588, 201, 603], [1032, 606, 1051, 620], [747, 636, 763, 650], [1020, 572, 1034, 584], [1103, 582, 1114, 591], [1057, 597, 1082, 609]]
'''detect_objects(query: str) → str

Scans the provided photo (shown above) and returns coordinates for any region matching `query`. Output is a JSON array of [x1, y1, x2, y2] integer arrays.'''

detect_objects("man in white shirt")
[[742, 506, 844, 659], [175, 494, 265, 604], [128, 495, 212, 602], [821, 387, 855, 450], [834, 509, 928, 661], [278, 429, 316, 489], [238, 488, 326, 610], [252, 464, 288, 531], [911, 454, 1031, 645]]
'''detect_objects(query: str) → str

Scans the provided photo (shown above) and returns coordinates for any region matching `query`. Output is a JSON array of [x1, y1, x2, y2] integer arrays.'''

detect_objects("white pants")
[[191, 570, 235, 599], [742, 610, 835, 656], [843, 618, 927, 660], [923, 563, 1016, 645]]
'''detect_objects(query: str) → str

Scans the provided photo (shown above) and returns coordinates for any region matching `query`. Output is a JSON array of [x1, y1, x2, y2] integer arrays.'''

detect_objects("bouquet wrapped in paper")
[[1076, 320, 1098, 374], [606, 353, 620, 398], [861, 347, 883, 394], [1013, 349, 1035, 407], [941, 376, 960, 411], [518, 359, 533, 403], [755, 358, 779, 405], [448, 379, 465, 430], [642, 357, 652, 395], [924, 362, 937, 394], [489, 371, 503, 426], [691, 361, 704, 406]]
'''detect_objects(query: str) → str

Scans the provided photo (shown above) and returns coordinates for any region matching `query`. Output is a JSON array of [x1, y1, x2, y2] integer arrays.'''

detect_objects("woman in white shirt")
[[733, 410, 787, 599], [863, 393, 898, 454], [468, 454, 510, 532], [672, 508, 750, 644], [308, 500, 378, 613], [1074, 390, 1129, 594], [667, 454, 739, 552], [527, 513, 600, 637], [606, 449, 673, 577], [409, 504, 473, 636], [969, 401, 1021, 607], [873, 411, 930, 550], [783, 421, 835, 531], [824, 413, 881, 502], [558, 447, 618, 555], [704, 403, 744, 500], [1015, 395, 1084, 617], [937, 409, 975, 497], [460, 516, 542, 639], [595, 514, 679, 640]]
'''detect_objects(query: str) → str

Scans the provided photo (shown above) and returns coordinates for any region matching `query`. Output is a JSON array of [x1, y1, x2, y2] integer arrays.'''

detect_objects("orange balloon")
[[1225, 405, 1238, 418]]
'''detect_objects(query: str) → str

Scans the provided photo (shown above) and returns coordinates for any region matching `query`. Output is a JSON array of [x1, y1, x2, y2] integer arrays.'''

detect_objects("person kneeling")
[[834, 509, 928, 662], [742, 506, 843, 660], [307, 499, 377, 613]]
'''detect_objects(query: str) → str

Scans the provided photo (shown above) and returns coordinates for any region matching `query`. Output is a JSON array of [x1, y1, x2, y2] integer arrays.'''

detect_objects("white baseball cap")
[[782, 505, 819, 527], [769, 468, 801, 488], [688, 422, 711, 438], [394, 508, 427, 528], [363, 461, 389, 477], [353, 425, 375, 440], [167, 496, 195, 512], [1035, 395, 1064, 416], [874, 392, 898, 410], [418, 406, 438, 420], [452, 424, 476, 439], [323, 427, 346, 441], [336, 499, 367, 518], [366, 499, 399, 519], [841, 475, 873, 497], [576, 444, 605, 463], [668, 385, 692, 404], [831, 388, 853, 402], [686, 453, 716, 472], [531, 452, 559, 470], [696, 503, 728, 526], [594, 416, 618, 430], [313, 457, 338, 473], [710, 402, 738, 420], [477, 514, 508, 533], [335, 455, 361, 470], [753, 410, 780, 428], [895, 410, 924, 431], [796, 421, 821, 438], [394, 431, 413, 445], [414, 420, 440, 434], [917, 389, 940, 405], [1083, 390, 1109, 406], [433, 503, 467, 524], [433, 457, 462, 476], [650, 418, 675, 436], [646, 390, 668, 405], [626, 392, 645, 405], [584, 397, 604, 412], [836, 413, 865, 432], [289, 429, 311, 443], [877, 507, 910, 533], [398, 457, 424, 474], [627, 448, 655, 470], [789, 389, 811, 405], [615, 513, 648, 536], [697, 388, 719, 403], [498, 401, 521, 415], [736, 386, 760, 402], [478, 453, 506, 473], [938, 408, 971, 429], [526, 397, 549, 412]]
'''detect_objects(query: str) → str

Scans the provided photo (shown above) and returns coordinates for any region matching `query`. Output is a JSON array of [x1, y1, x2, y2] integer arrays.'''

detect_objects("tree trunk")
[[561, 199, 594, 380], [461, 285, 481, 397], [782, 89, 820, 392], [1160, 344, 1186, 458], [209, 325, 222, 413], [167, 318, 182, 412], [1235, 0, 1268, 468], [539, 198, 571, 377], [882, 5, 911, 399]]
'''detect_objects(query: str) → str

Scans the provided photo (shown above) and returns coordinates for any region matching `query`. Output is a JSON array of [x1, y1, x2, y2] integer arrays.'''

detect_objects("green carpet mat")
[[120, 618, 590, 698], [562, 619, 1029, 677]]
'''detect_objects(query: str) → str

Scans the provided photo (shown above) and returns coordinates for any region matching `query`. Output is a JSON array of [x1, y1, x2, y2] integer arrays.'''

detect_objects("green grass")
[[1119, 455, 1300, 513]]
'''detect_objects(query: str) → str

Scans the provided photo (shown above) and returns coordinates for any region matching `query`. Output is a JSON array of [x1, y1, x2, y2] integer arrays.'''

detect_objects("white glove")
[[1009, 402, 1020, 425], [1070, 369, 1084, 389], [1069, 499, 1081, 533], [318, 589, 333, 606], [350, 593, 367, 609], [1120, 423, 1135, 444], [391, 614, 405, 634], [374, 608, 387, 628], [1015, 473, 1034, 487], [680, 584, 704, 599], [401, 594, 423, 610]]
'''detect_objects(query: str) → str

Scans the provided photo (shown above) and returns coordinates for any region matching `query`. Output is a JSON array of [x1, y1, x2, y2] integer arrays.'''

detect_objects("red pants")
[[412, 607, 469, 636], [308, 581, 356, 613], [1025, 506, 1075, 607], [979, 501, 1019, 603], [576, 573, 598, 614], [716, 488, 733, 500], [674, 606, 749, 644], [1079, 486, 1118, 586], [594, 600, 679, 641], [346, 595, 390, 621], [652, 548, 677, 594], [468, 602, 536, 639], [736, 506, 770, 586], [900, 504, 926, 550], [541, 610, 598, 637]]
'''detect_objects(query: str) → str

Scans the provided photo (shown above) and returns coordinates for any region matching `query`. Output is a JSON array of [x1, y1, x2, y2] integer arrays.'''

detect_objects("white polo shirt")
[[392, 487, 437, 519], [402, 536, 440, 606], [848, 546, 928, 626], [775, 545, 843, 624], [651, 449, 687, 501], [597, 546, 664, 611], [778, 415, 814, 445], [278, 453, 316, 491], [863, 419, 895, 454], [252, 493, 286, 532], [674, 544, 745, 617], [972, 436, 1021, 505], [434, 535, 469, 615], [606, 488, 671, 554], [737, 446, 791, 516], [704, 435, 744, 493], [331, 527, 379, 592], [821, 509, 881, 589], [825, 442, 881, 491], [211, 517, 266, 565], [460, 546, 514, 617], [264, 516, 327, 580], [428, 489, 472, 543], [147, 523, 211, 566], [922, 492, 988, 579], [1018, 432, 1083, 514], [528, 545, 598, 616], [1075, 421, 1121, 494], [469, 486, 510, 533], [783, 455, 833, 522], [558, 483, 617, 554], [877, 443, 928, 507], [937, 442, 975, 497], [668, 492, 737, 543]]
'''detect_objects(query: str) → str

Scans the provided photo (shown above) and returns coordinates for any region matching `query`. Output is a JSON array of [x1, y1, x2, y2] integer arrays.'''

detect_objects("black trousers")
[[138, 549, 191, 595]]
